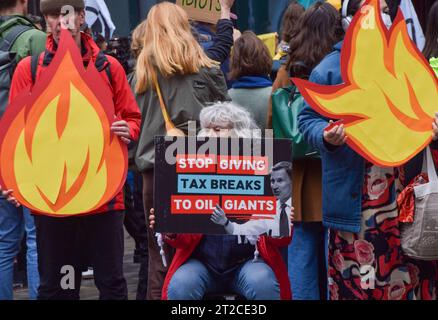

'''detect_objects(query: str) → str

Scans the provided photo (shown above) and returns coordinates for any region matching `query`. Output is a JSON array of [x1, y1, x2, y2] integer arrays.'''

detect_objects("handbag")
[[153, 77, 185, 137], [400, 147, 438, 260], [271, 84, 319, 159]]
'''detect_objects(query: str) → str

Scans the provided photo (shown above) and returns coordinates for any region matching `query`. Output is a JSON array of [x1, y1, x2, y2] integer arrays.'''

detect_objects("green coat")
[[0, 15, 46, 63]]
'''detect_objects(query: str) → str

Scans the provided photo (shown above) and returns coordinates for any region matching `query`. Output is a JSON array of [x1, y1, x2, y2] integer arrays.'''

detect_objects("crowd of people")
[[0, 0, 438, 301]]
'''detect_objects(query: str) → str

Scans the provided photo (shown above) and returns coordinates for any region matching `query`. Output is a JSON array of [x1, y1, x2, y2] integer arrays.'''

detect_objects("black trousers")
[[123, 171, 149, 300], [124, 174, 148, 260], [34, 211, 127, 300]]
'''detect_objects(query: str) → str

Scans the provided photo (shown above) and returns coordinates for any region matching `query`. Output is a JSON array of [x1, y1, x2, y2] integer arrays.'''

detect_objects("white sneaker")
[[82, 267, 94, 279]]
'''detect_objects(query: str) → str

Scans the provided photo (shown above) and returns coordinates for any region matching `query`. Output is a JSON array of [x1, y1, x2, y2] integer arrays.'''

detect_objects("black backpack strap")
[[30, 50, 114, 87], [104, 64, 113, 88], [31, 52, 42, 84], [42, 49, 53, 67], [0, 25, 33, 52], [95, 51, 113, 89]]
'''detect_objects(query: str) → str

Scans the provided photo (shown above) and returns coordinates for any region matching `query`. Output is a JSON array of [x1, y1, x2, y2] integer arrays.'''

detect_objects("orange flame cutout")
[[293, 0, 438, 167], [0, 30, 127, 216]]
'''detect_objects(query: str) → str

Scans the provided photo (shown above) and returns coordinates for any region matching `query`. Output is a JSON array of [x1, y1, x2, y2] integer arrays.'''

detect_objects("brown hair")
[[280, 0, 305, 43], [287, 1, 344, 79], [229, 31, 273, 80]]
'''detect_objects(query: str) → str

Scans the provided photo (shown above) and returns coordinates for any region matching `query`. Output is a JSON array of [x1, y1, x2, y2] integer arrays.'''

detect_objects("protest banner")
[[154, 136, 293, 236], [176, 0, 222, 24]]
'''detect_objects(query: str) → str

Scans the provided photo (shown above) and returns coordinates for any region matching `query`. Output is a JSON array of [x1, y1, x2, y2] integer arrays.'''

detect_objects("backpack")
[[272, 84, 320, 159], [0, 24, 33, 118]]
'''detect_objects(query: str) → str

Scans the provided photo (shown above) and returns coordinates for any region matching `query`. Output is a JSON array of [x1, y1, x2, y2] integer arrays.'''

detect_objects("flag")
[[399, 0, 425, 51], [85, 0, 116, 40]]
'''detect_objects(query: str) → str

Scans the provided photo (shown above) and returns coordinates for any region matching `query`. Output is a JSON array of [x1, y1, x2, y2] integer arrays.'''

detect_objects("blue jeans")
[[0, 199, 39, 300], [168, 258, 280, 300], [288, 222, 327, 300]]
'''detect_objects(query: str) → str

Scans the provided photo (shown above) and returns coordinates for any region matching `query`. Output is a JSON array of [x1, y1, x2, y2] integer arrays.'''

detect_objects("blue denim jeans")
[[167, 258, 280, 300], [287, 222, 327, 300], [0, 199, 39, 300]]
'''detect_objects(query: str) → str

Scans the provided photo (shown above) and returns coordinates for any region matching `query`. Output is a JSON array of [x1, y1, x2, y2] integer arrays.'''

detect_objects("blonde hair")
[[135, 2, 217, 94], [131, 19, 147, 59]]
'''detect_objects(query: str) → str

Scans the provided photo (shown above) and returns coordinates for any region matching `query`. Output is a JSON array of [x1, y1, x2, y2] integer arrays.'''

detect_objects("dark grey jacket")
[[131, 67, 230, 172]]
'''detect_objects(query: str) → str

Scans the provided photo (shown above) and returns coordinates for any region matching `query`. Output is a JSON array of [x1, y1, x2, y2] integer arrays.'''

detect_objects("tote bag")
[[401, 147, 438, 260]]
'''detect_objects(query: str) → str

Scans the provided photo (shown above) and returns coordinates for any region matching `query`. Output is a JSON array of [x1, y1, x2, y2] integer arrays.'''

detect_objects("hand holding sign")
[[219, 0, 234, 9], [149, 208, 176, 240], [149, 208, 156, 229], [219, 0, 235, 19], [324, 113, 438, 146]]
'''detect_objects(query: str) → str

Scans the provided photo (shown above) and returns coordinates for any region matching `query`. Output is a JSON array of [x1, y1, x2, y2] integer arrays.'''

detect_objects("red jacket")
[[162, 234, 293, 300], [9, 32, 142, 214]]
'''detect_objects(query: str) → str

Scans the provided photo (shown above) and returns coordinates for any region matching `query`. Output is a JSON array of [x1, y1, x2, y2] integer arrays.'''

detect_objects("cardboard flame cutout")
[[293, 0, 438, 167], [0, 30, 127, 216]]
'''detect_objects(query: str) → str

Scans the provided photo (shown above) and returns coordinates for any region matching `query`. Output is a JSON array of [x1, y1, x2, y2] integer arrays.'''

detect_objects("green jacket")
[[0, 15, 46, 63]]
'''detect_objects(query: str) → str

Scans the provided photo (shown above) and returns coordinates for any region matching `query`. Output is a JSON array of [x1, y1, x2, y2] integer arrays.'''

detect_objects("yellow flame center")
[[14, 83, 108, 214]]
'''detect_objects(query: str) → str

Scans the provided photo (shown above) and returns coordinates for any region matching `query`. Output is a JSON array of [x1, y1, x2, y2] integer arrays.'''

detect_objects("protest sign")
[[0, 30, 127, 216], [176, 0, 222, 24], [154, 136, 293, 236]]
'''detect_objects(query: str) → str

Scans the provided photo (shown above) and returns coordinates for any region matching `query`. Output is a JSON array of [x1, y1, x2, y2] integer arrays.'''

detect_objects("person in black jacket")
[[192, 0, 235, 87]]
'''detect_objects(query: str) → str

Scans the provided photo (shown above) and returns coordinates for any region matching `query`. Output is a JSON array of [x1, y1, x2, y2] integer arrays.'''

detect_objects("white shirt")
[[230, 198, 292, 237]]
